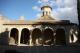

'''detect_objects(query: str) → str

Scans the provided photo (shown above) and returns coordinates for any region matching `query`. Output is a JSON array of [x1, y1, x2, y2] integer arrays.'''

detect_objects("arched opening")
[[70, 29, 78, 43], [20, 28, 30, 44], [32, 28, 42, 45], [55, 29, 66, 45], [43, 28, 54, 45], [70, 34, 78, 43], [71, 34, 74, 43], [10, 28, 18, 44]]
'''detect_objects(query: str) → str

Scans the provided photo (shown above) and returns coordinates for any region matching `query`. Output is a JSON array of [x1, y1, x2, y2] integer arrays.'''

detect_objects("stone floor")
[[0, 46, 80, 53]]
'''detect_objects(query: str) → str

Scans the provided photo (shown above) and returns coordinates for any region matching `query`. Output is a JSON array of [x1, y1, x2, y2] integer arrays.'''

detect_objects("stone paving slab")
[[0, 46, 80, 53]]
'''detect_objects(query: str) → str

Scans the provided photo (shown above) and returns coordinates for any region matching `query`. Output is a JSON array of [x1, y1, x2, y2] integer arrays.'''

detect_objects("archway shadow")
[[0, 30, 9, 45]]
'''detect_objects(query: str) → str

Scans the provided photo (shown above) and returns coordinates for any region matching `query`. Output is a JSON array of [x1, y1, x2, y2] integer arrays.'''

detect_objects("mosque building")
[[0, 5, 79, 46]]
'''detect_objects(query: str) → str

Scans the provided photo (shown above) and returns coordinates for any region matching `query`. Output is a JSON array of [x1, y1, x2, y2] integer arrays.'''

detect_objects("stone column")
[[29, 30, 32, 46], [29, 35, 32, 46], [8, 31, 10, 39], [66, 28, 71, 46], [8, 28, 11, 45], [18, 28, 21, 46], [8, 28, 11, 38]]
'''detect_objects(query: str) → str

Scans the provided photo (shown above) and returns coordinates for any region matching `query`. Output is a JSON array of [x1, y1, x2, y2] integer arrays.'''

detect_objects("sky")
[[0, 0, 79, 24]]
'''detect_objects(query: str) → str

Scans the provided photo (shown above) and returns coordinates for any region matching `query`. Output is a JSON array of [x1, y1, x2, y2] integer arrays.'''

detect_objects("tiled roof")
[[3, 20, 70, 25], [3, 15, 70, 25]]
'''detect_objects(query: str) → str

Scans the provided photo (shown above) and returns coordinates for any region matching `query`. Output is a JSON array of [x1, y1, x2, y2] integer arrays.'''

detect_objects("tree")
[[77, 0, 80, 43], [77, 0, 80, 25]]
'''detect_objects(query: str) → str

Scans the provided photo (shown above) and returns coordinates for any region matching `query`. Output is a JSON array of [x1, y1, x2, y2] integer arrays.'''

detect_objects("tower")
[[38, 5, 55, 20], [41, 5, 52, 16]]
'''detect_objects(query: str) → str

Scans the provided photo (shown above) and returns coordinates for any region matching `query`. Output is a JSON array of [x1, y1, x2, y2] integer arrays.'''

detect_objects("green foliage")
[[77, 0, 80, 16]]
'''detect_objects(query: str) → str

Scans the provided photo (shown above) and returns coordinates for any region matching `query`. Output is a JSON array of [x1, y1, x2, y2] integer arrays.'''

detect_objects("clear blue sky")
[[0, 0, 41, 20]]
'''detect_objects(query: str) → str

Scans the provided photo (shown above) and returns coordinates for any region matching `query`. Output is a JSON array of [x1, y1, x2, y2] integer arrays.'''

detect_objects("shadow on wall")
[[0, 30, 9, 45], [5, 50, 22, 53]]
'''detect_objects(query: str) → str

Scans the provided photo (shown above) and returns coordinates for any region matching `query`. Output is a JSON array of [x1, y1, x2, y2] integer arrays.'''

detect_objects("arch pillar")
[[18, 28, 22, 46], [29, 31, 32, 46], [8, 28, 12, 39], [8, 28, 14, 45]]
